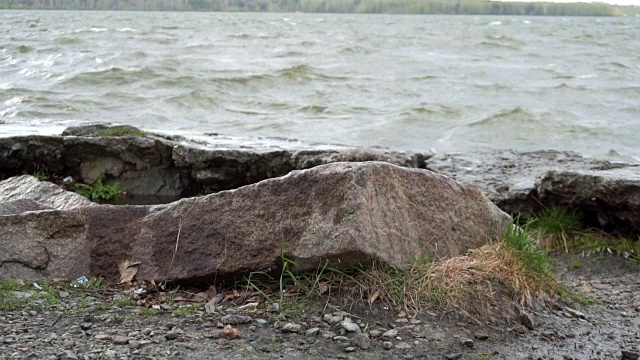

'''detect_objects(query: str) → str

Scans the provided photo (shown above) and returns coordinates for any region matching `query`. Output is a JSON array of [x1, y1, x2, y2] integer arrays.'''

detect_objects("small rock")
[[305, 328, 320, 337], [369, 330, 382, 338], [3, 337, 16, 344], [128, 340, 140, 349], [474, 331, 489, 340], [281, 323, 303, 333], [324, 314, 344, 325], [520, 312, 536, 330], [565, 307, 586, 319], [128, 331, 139, 338], [221, 314, 252, 325], [94, 333, 111, 341], [352, 333, 370, 350], [383, 341, 393, 350], [340, 319, 361, 333], [635, 305, 640, 313], [395, 342, 412, 350], [382, 329, 398, 339], [267, 303, 280, 313], [460, 338, 474, 349], [444, 354, 462, 360], [164, 332, 179, 341], [80, 323, 92, 331], [622, 350, 640, 360], [112, 336, 129, 345], [321, 330, 336, 339], [58, 352, 78, 360], [344, 347, 356, 353], [333, 336, 350, 342]]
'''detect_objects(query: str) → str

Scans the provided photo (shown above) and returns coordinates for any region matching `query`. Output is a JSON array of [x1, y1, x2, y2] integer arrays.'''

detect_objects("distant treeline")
[[1, 0, 639, 16]]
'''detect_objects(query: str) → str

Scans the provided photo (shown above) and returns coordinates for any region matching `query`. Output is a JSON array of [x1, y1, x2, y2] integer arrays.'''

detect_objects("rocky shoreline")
[[1, 124, 640, 359]]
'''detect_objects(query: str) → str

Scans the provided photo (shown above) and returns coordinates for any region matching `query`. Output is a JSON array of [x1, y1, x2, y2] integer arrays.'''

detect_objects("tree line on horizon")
[[1, 0, 639, 16]]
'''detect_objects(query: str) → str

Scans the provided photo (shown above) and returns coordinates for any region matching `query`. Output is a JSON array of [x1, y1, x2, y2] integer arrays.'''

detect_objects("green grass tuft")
[[114, 296, 136, 308], [75, 176, 123, 201], [139, 307, 159, 316], [172, 305, 200, 316], [529, 207, 582, 253]]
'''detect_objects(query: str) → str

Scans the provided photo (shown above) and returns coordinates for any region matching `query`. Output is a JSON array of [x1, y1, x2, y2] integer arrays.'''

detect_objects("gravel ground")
[[1, 253, 639, 360]]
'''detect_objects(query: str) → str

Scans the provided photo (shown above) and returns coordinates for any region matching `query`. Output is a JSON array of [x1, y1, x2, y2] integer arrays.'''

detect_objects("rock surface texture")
[[0, 175, 95, 210], [537, 167, 640, 233], [0, 162, 511, 283], [426, 150, 640, 234], [0, 124, 425, 199]]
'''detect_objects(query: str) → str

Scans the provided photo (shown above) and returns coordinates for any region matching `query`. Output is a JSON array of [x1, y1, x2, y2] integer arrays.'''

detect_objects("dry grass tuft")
[[340, 241, 555, 317]]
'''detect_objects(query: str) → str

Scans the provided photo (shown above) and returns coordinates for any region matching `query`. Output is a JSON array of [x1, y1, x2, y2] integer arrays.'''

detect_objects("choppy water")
[[1, 11, 639, 161]]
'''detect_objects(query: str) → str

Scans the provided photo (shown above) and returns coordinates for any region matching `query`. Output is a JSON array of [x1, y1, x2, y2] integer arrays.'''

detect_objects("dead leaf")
[[15, 279, 26, 287], [173, 296, 190, 302], [221, 325, 240, 339], [193, 292, 210, 303], [318, 281, 328, 294], [118, 260, 141, 284], [369, 289, 382, 305]]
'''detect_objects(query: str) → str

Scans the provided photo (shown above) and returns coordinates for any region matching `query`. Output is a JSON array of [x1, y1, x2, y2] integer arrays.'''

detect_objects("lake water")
[[1, 11, 639, 161]]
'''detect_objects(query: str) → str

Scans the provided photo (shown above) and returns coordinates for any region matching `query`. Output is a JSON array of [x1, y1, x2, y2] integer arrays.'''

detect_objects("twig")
[[163, 219, 182, 289], [50, 313, 63, 327]]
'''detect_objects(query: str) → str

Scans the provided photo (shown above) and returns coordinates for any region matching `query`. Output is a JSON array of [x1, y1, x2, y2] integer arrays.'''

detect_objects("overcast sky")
[[509, 0, 640, 4]]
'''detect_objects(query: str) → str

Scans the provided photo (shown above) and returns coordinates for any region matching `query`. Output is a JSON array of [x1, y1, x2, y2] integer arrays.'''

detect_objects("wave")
[[478, 41, 520, 51], [165, 90, 219, 108], [299, 105, 328, 114], [53, 36, 82, 45], [60, 67, 162, 86], [466, 107, 538, 127], [210, 65, 347, 86]]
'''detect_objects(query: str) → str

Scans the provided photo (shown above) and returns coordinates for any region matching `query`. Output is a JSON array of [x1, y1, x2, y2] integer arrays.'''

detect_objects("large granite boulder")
[[0, 175, 95, 210], [537, 167, 640, 233], [0, 199, 52, 216], [0, 162, 511, 283]]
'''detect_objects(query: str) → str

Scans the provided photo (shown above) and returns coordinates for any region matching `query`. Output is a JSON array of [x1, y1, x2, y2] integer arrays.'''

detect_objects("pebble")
[[94, 333, 111, 341], [340, 319, 361, 333], [520, 312, 536, 330], [382, 329, 398, 339], [444, 354, 462, 360], [395, 342, 412, 350], [333, 336, 350, 342], [281, 323, 303, 333], [344, 346, 356, 353], [460, 338, 474, 349], [474, 331, 489, 340], [305, 328, 320, 337], [164, 332, 179, 341], [383, 341, 394, 350], [221, 314, 252, 325], [369, 330, 382, 338], [80, 323, 92, 330], [57, 351, 78, 360], [622, 350, 640, 360], [352, 333, 370, 350], [112, 335, 129, 345]]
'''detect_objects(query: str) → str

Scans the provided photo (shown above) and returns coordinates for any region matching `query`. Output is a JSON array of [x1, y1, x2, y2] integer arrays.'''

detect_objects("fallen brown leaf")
[[118, 260, 141, 284], [318, 281, 329, 294], [15, 279, 26, 287], [369, 289, 382, 305]]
